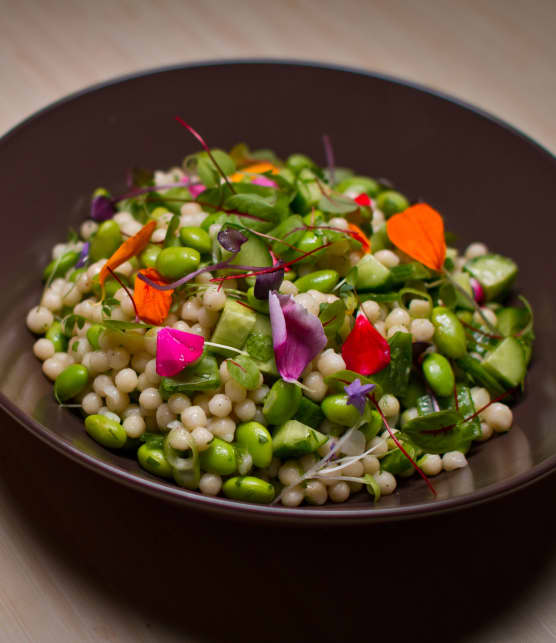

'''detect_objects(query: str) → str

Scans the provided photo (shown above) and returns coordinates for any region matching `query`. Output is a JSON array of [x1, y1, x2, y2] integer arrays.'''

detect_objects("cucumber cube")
[[272, 420, 327, 458], [210, 300, 256, 355], [464, 254, 517, 301], [354, 254, 392, 291], [483, 337, 526, 388]]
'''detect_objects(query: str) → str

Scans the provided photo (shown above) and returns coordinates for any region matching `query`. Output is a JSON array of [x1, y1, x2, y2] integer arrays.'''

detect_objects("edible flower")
[[156, 327, 205, 377], [354, 193, 372, 207], [344, 378, 376, 414], [91, 194, 116, 222], [268, 292, 327, 383], [99, 220, 156, 288], [347, 222, 371, 253], [75, 242, 89, 269], [341, 313, 391, 376], [133, 268, 174, 325], [386, 203, 446, 272], [229, 162, 280, 184]]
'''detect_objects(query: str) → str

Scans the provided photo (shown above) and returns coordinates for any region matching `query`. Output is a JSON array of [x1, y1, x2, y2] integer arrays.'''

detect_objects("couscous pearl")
[[168, 425, 191, 451], [92, 374, 113, 397], [249, 385, 269, 404], [368, 437, 388, 458], [156, 403, 177, 430], [82, 392, 103, 415], [374, 249, 400, 268], [374, 471, 397, 495], [443, 451, 468, 471], [26, 306, 54, 334], [105, 388, 130, 414], [483, 403, 513, 432], [144, 359, 161, 385], [473, 308, 497, 327], [114, 368, 138, 393], [362, 455, 380, 474], [150, 228, 166, 244], [190, 323, 209, 338], [195, 271, 213, 285], [374, 320, 387, 337], [199, 473, 222, 496], [202, 287, 227, 311], [119, 294, 136, 318], [172, 320, 190, 332], [123, 415, 146, 439], [52, 243, 67, 259], [198, 308, 219, 328], [329, 217, 349, 230], [33, 338, 55, 361], [80, 220, 98, 240], [144, 328, 160, 356], [97, 408, 120, 423], [471, 386, 491, 411], [168, 394, 191, 415], [302, 371, 327, 402], [234, 399, 256, 422], [410, 318, 435, 342], [139, 387, 162, 411], [193, 393, 211, 414], [279, 280, 298, 296], [122, 404, 141, 419], [114, 260, 134, 278], [191, 427, 213, 451], [62, 286, 82, 307], [385, 308, 411, 330], [181, 202, 202, 215], [387, 324, 409, 339], [476, 421, 494, 442], [181, 300, 202, 322], [465, 242, 488, 259], [281, 486, 304, 507], [361, 300, 382, 323], [372, 210, 385, 227], [329, 481, 351, 503], [420, 454, 443, 476], [131, 352, 151, 373], [342, 460, 364, 477], [42, 357, 65, 381], [181, 405, 207, 429], [294, 293, 319, 316], [378, 394, 400, 418], [208, 394, 233, 418], [136, 373, 150, 392], [224, 379, 247, 403], [90, 351, 110, 374], [299, 454, 317, 472], [113, 211, 133, 225], [317, 349, 346, 378], [253, 409, 267, 425], [208, 417, 236, 441], [166, 313, 179, 326], [304, 480, 327, 505]]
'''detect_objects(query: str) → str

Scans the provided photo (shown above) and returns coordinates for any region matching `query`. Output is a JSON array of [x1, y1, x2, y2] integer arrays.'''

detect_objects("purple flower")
[[188, 183, 206, 198], [75, 242, 89, 268], [217, 227, 248, 253], [344, 378, 376, 415], [91, 194, 116, 222], [268, 292, 327, 383], [254, 268, 284, 300]]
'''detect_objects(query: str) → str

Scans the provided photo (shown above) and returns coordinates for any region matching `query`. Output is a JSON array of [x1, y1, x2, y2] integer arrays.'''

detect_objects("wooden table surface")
[[1, 1, 556, 641]]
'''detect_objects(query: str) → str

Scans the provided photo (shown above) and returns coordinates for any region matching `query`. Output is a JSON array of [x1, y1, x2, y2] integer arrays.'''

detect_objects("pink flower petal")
[[268, 292, 327, 383], [188, 183, 206, 198], [252, 175, 278, 189], [156, 327, 205, 377]]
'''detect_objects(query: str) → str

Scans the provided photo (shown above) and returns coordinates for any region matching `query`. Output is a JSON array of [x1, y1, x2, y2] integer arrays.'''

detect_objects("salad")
[[26, 124, 534, 506]]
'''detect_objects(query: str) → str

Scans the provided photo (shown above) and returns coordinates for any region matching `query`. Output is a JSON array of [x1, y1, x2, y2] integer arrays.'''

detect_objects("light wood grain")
[[1, 1, 556, 641]]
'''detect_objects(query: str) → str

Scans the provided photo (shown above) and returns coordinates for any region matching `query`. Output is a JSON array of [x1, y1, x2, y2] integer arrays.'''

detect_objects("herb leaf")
[[226, 355, 261, 390]]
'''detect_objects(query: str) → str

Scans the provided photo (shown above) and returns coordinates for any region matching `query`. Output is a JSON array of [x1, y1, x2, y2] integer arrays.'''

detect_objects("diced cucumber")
[[483, 337, 526, 388], [272, 420, 327, 458], [453, 272, 475, 311], [353, 254, 392, 291], [294, 396, 325, 429], [464, 254, 517, 301], [291, 180, 321, 214], [228, 235, 272, 286], [210, 300, 256, 355], [263, 380, 302, 425], [243, 314, 278, 375], [369, 223, 392, 252], [496, 307, 530, 336], [455, 355, 506, 396], [159, 355, 220, 397]]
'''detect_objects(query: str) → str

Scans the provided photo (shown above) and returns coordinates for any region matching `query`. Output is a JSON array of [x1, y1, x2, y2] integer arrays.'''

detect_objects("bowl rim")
[[3, 58, 555, 523]]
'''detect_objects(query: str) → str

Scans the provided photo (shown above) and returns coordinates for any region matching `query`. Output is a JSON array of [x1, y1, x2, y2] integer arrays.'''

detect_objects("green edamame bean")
[[431, 306, 467, 358], [179, 226, 212, 254], [43, 250, 80, 281], [46, 321, 68, 352], [140, 244, 161, 268], [456, 310, 474, 325], [283, 270, 297, 282], [200, 212, 226, 232], [360, 409, 383, 441], [150, 207, 170, 220], [286, 153, 317, 175], [54, 364, 89, 402], [422, 353, 455, 397], [90, 220, 122, 261], [375, 190, 409, 218], [86, 323, 104, 350], [199, 437, 237, 475], [92, 274, 126, 298], [295, 231, 325, 264], [294, 269, 339, 293], [247, 287, 269, 314], [302, 210, 325, 226], [263, 380, 302, 425], [156, 246, 200, 280], [85, 414, 127, 449], [335, 175, 380, 198], [235, 421, 273, 468], [69, 267, 86, 283], [222, 476, 275, 503], [137, 443, 173, 479], [321, 394, 362, 427]]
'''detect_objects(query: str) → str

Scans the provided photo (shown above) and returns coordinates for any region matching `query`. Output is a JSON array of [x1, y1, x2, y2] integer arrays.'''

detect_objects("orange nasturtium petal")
[[386, 203, 446, 272], [133, 268, 174, 326], [229, 162, 280, 182], [99, 220, 157, 287], [347, 223, 371, 254]]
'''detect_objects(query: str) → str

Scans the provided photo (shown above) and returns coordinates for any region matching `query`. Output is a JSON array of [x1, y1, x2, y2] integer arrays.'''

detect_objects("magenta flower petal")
[[252, 175, 278, 189], [268, 292, 327, 383], [156, 327, 205, 377], [188, 183, 206, 198]]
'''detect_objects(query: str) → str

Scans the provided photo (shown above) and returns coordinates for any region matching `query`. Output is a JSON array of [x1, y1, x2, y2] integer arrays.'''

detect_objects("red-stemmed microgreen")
[[459, 318, 503, 340], [106, 266, 140, 322], [322, 133, 336, 186]]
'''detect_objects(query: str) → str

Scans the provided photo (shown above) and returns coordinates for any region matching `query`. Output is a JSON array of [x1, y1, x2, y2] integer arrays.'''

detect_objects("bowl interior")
[[2, 61, 555, 522]]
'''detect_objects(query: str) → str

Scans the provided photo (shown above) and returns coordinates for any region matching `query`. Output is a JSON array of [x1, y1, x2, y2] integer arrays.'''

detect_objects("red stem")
[[460, 319, 503, 340], [106, 266, 140, 322]]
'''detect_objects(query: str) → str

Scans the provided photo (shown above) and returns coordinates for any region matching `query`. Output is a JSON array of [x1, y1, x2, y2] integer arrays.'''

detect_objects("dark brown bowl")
[[1, 60, 555, 523]]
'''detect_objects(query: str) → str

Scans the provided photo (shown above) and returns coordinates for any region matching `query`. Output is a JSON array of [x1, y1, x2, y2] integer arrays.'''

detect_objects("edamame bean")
[[422, 353, 455, 397], [86, 323, 104, 350], [46, 321, 68, 352], [199, 437, 237, 475], [295, 231, 326, 264], [140, 244, 161, 268], [263, 380, 302, 425], [69, 267, 86, 283], [286, 153, 317, 175], [235, 421, 273, 468], [247, 287, 270, 314], [294, 269, 339, 293], [156, 246, 200, 280], [360, 409, 383, 441], [54, 364, 89, 402], [92, 274, 126, 298], [179, 226, 211, 254], [43, 250, 80, 281], [431, 306, 467, 358], [137, 443, 173, 479], [222, 476, 275, 503], [85, 414, 127, 448], [321, 394, 362, 427], [335, 175, 380, 198], [375, 190, 409, 218], [90, 220, 122, 261]]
